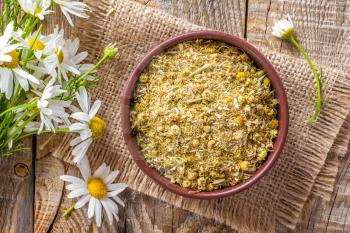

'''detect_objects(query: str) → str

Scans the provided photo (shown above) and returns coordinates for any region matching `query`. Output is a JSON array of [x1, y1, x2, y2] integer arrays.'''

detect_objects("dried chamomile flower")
[[130, 39, 278, 192]]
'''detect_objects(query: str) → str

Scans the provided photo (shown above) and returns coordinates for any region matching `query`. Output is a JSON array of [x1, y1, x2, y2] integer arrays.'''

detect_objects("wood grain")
[[34, 154, 64, 233], [0, 138, 33, 233], [149, 0, 246, 37]]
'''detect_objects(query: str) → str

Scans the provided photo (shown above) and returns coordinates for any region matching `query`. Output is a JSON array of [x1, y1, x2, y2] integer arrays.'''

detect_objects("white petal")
[[60, 8, 74, 26], [13, 68, 40, 84], [62, 63, 80, 75], [73, 51, 88, 64], [100, 199, 113, 225], [15, 75, 29, 91], [66, 183, 85, 190], [60, 175, 85, 184], [101, 166, 111, 179], [77, 156, 91, 180], [71, 112, 91, 122], [80, 129, 92, 141], [88, 197, 96, 218], [75, 195, 90, 209], [67, 188, 88, 198], [69, 122, 89, 132], [94, 200, 102, 227], [103, 171, 119, 185], [112, 195, 125, 207], [0, 54, 12, 62], [93, 163, 107, 178], [107, 183, 128, 197], [2, 44, 20, 53], [88, 100, 101, 118], [72, 139, 92, 163], [76, 86, 89, 112], [70, 136, 82, 147], [104, 198, 120, 222]]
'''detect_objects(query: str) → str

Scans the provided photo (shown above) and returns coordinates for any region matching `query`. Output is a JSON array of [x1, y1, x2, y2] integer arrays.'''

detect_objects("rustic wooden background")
[[1, 0, 350, 232]]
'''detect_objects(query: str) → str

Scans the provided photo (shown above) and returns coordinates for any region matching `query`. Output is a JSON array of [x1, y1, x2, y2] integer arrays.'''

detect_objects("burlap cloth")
[[51, 0, 350, 232]]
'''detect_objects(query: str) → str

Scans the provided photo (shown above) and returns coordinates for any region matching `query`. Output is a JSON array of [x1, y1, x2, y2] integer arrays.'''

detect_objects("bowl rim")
[[120, 30, 289, 199]]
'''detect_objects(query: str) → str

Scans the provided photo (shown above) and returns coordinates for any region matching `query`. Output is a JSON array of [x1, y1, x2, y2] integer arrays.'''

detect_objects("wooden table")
[[1, 0, 350, 232]]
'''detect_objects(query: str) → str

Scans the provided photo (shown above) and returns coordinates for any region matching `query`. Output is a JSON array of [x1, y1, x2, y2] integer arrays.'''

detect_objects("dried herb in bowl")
[[130, 39, 278, 192]]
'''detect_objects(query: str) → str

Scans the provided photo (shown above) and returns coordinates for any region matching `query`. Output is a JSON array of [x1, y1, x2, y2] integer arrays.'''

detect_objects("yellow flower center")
[[87, 178, 107, 199], [1, 50, 19, 68], [89, 116, 107, 140], [34, 7, 42, 15], [28, 38, 45, 51], [56, 49, 64, 64]]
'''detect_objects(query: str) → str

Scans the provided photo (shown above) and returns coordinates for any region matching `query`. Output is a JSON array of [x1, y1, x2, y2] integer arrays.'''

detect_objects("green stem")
[[289, 34, 322, 125], [4, 0, 10, 27], [0, 102, 36, 118], [18, 14, 30, 28], [74, 54, 109, 84], [4, 112, 38, 146], [25, 18, 39, 37], [13, 1, 21, 28], [8, 111, 30, 134], [22, 17, 34, 35], [18, 127, 70, 140], [63, 203, 76, 218]]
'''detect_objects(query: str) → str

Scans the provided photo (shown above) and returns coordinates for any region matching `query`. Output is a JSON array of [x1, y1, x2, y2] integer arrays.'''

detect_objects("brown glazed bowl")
[[120, 31, 289, 199]]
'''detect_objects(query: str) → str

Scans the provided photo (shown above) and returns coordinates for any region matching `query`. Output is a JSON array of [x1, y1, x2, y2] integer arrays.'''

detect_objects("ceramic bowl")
[[120, 30, 289, 199]]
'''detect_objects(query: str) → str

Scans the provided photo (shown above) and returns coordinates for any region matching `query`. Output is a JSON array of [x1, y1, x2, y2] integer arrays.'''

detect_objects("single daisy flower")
[[18, 0, 53, 20], [53, 0, 90, 26], [43, 33, 87, 82], [272, 15, 322, 124], [0, 22, 40, 99], [271, 14, 295, 40], [18, 33, 48, 60], [60, 157, 127, 227], [69, 86, 105, 163], [36, 79, 71, 133]]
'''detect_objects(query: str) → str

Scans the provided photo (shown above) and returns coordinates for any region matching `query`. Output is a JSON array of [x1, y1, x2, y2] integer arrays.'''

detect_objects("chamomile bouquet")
[[0, 0, 116, 156], [0, 0, 127, 227]]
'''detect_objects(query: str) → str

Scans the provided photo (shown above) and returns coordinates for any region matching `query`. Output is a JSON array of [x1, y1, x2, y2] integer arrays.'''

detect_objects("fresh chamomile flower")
[[53, 0, 90, 26], [43, 34, 87, 82], [17, 33, 48, 60], [18, 0, 53, 20], [0, 22, 40, 99], [271, 14, 295, 40], [271, 14, 322, 124], [69, 86, 105, 163], [36, 79, 71, 133], [60, 157, 127, 227]]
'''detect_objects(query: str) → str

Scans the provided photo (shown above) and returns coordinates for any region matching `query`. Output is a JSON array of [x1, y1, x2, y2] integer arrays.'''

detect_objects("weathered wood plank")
[[247, 1, 350, 232], [34, 154, 65, 233], [145, 0, 246, 37], [0, 138, 33, 233]]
